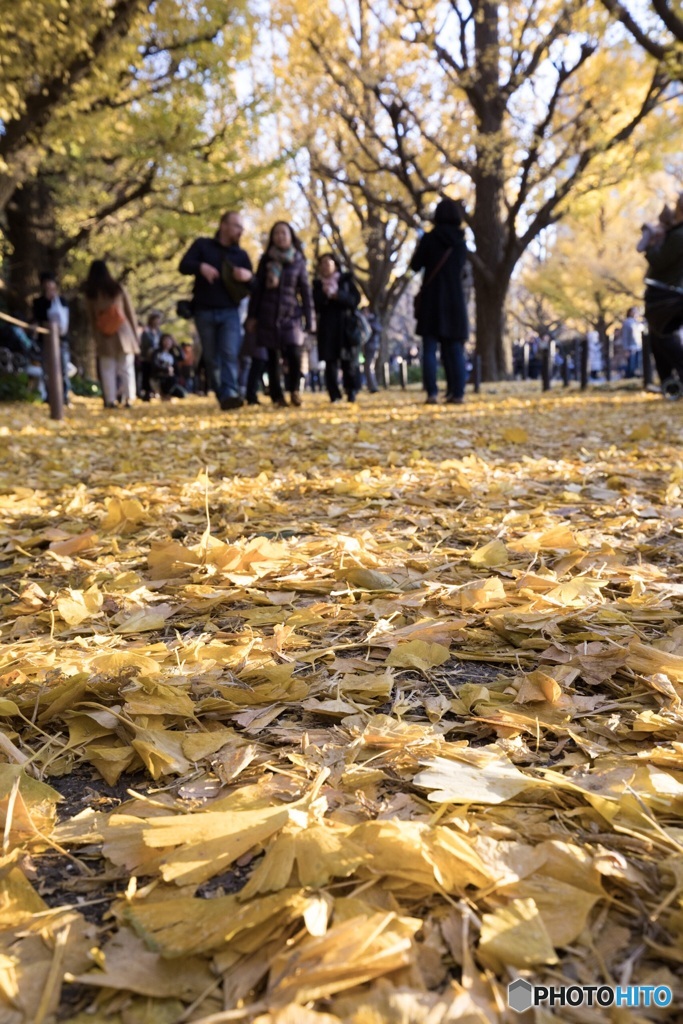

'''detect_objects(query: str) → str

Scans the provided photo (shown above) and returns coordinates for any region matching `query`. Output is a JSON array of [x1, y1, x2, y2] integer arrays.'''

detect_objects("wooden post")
[[382, 361, 391, 388], [642, 333, 653, 389], [521, 343, 529, 380], [562, 353, 570, 387], [580, 337, 589, 390], [399, 359, 408, 389], [45, 321, 64, 421]]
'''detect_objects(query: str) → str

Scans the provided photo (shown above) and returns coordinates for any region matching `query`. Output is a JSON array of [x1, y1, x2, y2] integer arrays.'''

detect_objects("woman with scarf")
[[410, 197, 470, 405], [246, 222, 313, 407], [313, 254, 362, 402]]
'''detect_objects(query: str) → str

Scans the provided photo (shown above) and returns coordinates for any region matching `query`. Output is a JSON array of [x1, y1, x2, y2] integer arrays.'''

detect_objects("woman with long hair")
[[82, 260, 140, 408], [246, 222, 313, 407], [313, 253, 361, 402]]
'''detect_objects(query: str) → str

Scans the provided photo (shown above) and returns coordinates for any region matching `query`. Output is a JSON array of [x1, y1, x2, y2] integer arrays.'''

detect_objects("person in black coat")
[[313, 254, 362, 402], [246, 222, 313, 407], [410, 198, 469, 404], [643, 195, 683, 394]]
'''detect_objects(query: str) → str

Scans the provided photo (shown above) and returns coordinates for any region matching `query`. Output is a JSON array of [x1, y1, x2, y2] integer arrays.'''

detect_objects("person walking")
[[82, 260, 139, 408], [31, 272, 72, 407], [643, 194, 683, 395], [363, 307, 381, 393], [621, 307, 643, 378], [410, 197, 469, 405], [246, 222, 313, 408], [313, 254, 361, 403], [178, 211, 253, 410], [139, 312, 162, 400]]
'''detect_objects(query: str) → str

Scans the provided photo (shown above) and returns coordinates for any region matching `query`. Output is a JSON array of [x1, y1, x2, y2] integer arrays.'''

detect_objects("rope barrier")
[[0, 310, 48, 334]]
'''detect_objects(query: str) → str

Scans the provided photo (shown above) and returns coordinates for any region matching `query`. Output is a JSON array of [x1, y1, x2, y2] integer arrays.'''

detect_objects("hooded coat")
[[410, 223, 469, 341]]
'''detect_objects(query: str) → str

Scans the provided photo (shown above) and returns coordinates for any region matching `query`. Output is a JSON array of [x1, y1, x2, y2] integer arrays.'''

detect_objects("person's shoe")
[[273, 398, 288, 408], [347, 392, 356, 402], [425, 395, 438, 405], [446, 395, 464, 405], [246, 396, 260, 406], [290, 392, 302, 407], [220, 396, 244, 410]]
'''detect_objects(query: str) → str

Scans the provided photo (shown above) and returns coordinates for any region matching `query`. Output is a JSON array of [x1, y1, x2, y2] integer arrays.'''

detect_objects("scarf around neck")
[[266, 245, 296, 289], [321, 270, 340, 298]]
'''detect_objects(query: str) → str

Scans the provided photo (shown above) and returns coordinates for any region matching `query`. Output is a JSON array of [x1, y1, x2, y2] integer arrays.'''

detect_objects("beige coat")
[[87, 286, 140, 359]]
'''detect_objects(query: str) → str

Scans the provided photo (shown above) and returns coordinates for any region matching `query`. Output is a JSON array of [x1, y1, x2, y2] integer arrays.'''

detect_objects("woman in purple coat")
[[246, 222, 313, 407]]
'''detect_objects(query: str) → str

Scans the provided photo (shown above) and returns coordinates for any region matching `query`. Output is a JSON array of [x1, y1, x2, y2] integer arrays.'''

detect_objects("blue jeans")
[[422, 336, 467, 399], [194, 307, 242, 400]]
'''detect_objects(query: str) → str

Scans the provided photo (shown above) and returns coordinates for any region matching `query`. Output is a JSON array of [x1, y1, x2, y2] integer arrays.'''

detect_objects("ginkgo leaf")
[[386, 641, 451, 671], [413, 755, 535, 804]]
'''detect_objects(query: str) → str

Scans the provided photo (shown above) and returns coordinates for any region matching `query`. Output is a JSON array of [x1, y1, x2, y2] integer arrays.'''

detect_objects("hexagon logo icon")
[[508, 979, 533, 1013]]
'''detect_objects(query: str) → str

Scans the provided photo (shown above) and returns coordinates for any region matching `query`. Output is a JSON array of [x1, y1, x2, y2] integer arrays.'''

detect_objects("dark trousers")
[[140, 359, 154, 400], [364, 340, 379, 391], [246, 357, 266, 402], [268, 347, 302, 403], [326, 357, 359, 401], [422, 336, 467, 400], [648, 329, 683, 384]]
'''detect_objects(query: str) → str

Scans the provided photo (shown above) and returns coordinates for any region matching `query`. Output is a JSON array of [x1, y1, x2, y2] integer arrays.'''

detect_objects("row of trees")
[[1, 0, 683, 378]]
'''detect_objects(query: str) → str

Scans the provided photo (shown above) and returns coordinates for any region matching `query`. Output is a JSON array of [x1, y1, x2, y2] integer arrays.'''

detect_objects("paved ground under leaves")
[[1, 383, 683, 1024]]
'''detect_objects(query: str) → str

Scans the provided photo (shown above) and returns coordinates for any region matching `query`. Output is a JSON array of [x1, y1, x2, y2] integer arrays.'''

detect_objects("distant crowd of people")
[[16, 189, 683, 408], [514, 308, 644, 382], [21, 198, 469, 411]]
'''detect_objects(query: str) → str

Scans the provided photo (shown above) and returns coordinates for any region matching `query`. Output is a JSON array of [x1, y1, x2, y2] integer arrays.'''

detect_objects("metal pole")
[[521, 343, 529, 380], [562, 353, 570, 387], [473, 354, 482, 393], [46, 321, 64, 421], [642, 332, 653, 389], [604, 335, 613, 383], [399, 359, 408, 389], [382, 361, 391, 388], [580, 337, 589, 390], [541, 346, 551, 391]]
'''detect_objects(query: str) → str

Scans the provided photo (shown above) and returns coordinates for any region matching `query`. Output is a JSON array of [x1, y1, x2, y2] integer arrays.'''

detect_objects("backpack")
[[96, 304, 126, 336]]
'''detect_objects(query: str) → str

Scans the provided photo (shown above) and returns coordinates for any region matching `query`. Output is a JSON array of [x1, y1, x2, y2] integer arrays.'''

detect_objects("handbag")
[[413, 246, 453, 318], [176, 299, 194, 320], [221, 259, 252, 304], [344, 309, 372, 349]]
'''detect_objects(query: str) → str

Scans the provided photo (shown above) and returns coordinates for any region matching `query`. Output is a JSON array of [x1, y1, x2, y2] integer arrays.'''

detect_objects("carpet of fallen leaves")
[[1, 383, 683, 1024]]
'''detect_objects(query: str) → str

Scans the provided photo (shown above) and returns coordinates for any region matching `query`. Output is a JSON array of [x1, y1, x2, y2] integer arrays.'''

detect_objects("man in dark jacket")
[[644, 197, 683, 394], [410, 198, 469, 404], [179, 211, 253, 410]]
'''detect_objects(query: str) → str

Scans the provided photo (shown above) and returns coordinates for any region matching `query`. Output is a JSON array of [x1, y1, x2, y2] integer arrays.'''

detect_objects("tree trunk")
[[4, 175, 96, 377], [4, 176, 58, 317], [469, 0, 511, 381], [473, 273, 509, 380]]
